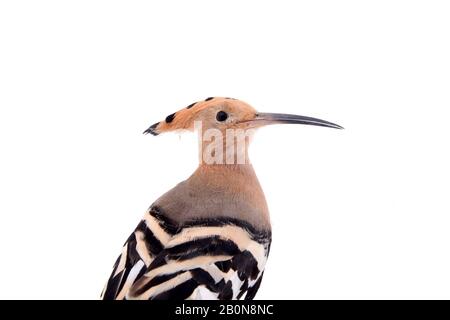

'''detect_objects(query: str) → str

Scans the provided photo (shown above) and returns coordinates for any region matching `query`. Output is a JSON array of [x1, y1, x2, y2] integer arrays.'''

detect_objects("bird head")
[[144, 97, 342, 165], [144, 97, 343, 136]]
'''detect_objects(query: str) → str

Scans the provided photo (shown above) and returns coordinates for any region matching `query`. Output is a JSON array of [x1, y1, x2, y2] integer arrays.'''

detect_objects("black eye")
[[216, 111, 228, 122]]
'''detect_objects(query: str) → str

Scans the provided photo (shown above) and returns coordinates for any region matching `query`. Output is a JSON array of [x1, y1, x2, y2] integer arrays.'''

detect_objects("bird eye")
[[216, 111, 228, 122]]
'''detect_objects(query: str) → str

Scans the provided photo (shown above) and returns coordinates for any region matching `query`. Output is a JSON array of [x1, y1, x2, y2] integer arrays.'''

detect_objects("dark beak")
[[253, 113, 343, 129]]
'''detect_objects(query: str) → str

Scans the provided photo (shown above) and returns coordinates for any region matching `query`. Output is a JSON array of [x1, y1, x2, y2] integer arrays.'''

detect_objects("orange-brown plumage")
[[145, 97, 258, 135]]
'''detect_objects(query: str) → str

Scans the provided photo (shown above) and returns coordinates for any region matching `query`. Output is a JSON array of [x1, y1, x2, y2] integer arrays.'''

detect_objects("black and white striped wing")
[[101, 207, 271, 300], [101, 208, 172, 300]]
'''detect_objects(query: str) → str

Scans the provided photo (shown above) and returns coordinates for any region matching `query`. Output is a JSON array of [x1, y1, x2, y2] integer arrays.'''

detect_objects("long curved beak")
[[251, 113, 343, 129]]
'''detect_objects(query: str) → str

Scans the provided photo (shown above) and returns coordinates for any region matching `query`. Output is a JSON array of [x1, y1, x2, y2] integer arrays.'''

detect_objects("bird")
[[101, 97, 342, 300]]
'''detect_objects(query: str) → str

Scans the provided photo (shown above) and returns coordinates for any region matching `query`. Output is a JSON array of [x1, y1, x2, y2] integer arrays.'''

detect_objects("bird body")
[[101, 164, 271, 300], [101, 97, 342, 300]]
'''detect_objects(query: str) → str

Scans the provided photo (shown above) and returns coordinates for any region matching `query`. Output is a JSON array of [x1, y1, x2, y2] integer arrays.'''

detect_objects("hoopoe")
[[101, 97, 342, 300]]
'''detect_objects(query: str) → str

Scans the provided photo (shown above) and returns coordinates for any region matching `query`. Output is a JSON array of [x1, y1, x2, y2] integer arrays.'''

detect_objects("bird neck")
[[197, 128, 253, 165], [154, 163, 271, 231], [193, 163, 257, 186], [189, 163, 271, 229]]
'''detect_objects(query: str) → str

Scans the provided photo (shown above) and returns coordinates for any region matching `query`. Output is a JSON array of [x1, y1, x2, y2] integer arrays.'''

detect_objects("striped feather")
[[101, 206, 271, 300]]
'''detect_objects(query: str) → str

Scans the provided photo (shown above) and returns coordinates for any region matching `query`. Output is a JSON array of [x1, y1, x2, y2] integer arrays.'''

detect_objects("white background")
[[0, 1, 449, 300]]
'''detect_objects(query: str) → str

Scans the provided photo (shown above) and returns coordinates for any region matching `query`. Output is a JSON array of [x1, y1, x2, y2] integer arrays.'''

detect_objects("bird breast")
[[153, 164, 271, 232]]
